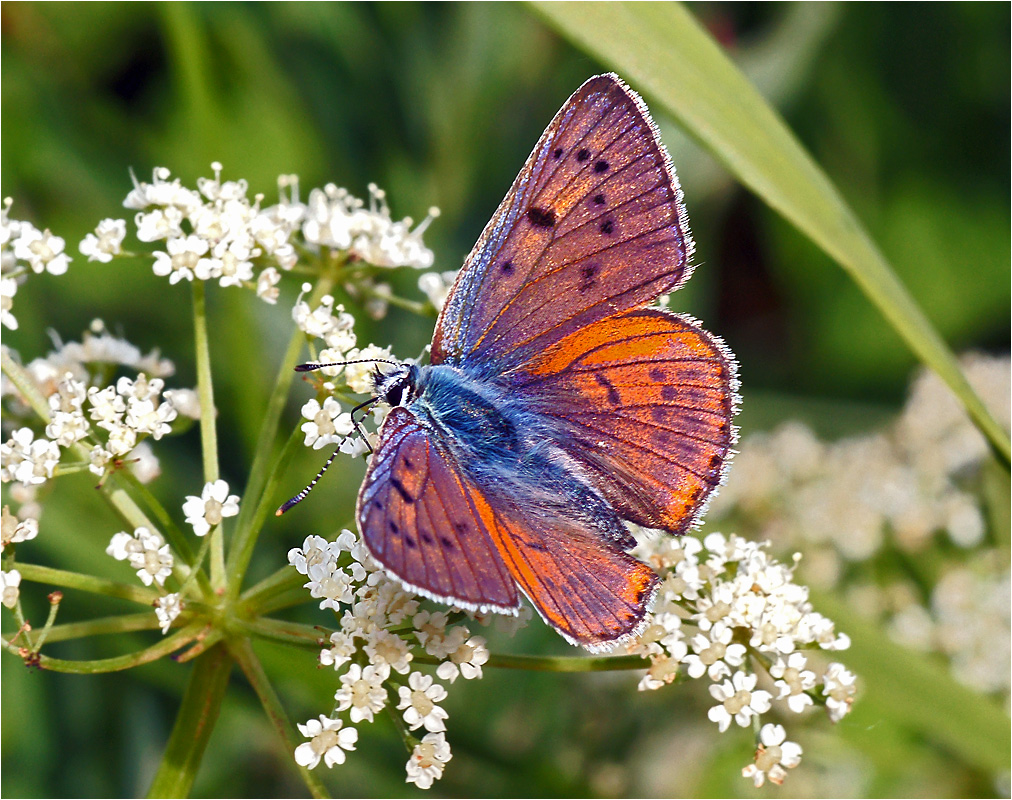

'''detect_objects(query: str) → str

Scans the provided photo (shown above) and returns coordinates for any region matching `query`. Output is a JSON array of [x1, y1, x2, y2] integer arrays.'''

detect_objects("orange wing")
[[510, 307, 738, 533], [469, 489, 659, 650]]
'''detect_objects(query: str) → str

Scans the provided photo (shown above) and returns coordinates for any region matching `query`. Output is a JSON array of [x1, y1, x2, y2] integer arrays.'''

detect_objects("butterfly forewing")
[[432, 74, 693, 375], [357, 407, 520, 613], [513, 308, 738, 533]]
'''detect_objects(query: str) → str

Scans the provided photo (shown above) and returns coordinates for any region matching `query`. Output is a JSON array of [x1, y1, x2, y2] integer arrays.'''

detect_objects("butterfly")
[[295, 74, 738, 652]]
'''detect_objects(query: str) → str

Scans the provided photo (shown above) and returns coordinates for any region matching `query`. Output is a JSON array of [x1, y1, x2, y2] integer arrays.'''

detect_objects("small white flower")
[[294, 715, 358, 769], [684, 621, 747, 681], [822, 662, 857, 722], [1, 428, 60, 486], [152, 235, 208, 284], [13, 225, 71, 275], [300, 397, 354, 450], [319, 630, 357, 671], [417, 270, 458, 312], [707, 670, 773, 732], [1, 276, 18, 330], [79, 218, 127, 262], [770, 652, 817, 713], [1, 506, 38, 550], [435, 632, 489, 682], [638, 653, 684, 692], [405, 732, 452, 790], [106, 526, 174, 586], [154, 593, 182, 633], [364, 628, 413, 675], [256, 267, 281, 304], [182, 480, 240, 536], [742, 723, 803, 787], [1, 569, 22, 608], [396, 671, 449, 732], [334, 663, 390, 723]]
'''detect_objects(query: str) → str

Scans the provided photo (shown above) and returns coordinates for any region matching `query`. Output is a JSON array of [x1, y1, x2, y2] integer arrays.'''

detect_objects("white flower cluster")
[[0, 198, 73, 331], [709, 353, 1010, 696], [290, 287, 398, 455], [123, 166, 438, 307], [98, 480, 240, 633], [1, 323, 198, 489], [301, 181, 438, 270], [289, 530, 506, 790], [106, 526, 174, 587], [627, 531, 855, 786]]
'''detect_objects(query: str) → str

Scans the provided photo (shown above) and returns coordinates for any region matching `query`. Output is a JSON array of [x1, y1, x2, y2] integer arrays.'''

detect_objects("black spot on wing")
[[391, 477, 414, 503], [576, 148, 591, 162], [594, 159, 609, 173], [661, 385, 678, 401], [648, 367, 665, 382], [599, 219, 614, 235], [594, 372, 621, 406], [578, 264, 598, 293], [593, 193, 606, 205], [526, 207, 557, 228], [553, 147, 564, 160], [500, 260, 514, 275]]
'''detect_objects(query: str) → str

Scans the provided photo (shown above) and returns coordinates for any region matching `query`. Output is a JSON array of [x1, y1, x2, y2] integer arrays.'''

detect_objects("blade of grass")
[[531, 2, 1010, 468]]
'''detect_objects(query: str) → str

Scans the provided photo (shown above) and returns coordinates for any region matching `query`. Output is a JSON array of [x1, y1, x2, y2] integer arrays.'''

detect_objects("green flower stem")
[[238, 565, 305, 612], [385, 703, 419, 754], [29, 592, 64, 652], [8, 622, 205, 673], [224, 271, 337, 602], [235, 617, 323, 650], [18, 611, 167, 644], [1, 348, 51, 422], [228, 637, 331, 799], [16, 562, 160, 605], [191, 280, 225, 591], [146, 643, 233, 799], [173, 627, 226, 664], [115, 469, 196, 564]]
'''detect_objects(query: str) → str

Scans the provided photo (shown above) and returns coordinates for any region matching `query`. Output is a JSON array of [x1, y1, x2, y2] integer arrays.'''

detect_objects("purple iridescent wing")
[[431, 73, 693, 374], [356, 407, 520, 613]]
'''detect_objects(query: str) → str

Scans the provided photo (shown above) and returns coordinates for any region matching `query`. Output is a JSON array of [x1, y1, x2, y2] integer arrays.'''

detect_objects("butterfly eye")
[[384, 381, 405, 407]]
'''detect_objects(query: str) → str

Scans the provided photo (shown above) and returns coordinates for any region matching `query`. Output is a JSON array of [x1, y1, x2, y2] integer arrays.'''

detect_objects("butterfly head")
[[373, 362, 419, 408]]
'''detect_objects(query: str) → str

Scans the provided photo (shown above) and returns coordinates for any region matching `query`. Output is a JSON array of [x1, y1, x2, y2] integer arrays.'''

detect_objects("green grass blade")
[[532, 1, 1010, 467]]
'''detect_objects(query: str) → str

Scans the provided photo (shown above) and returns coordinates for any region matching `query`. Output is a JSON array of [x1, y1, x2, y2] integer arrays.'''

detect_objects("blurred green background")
[[2, 3, 1009, 798]]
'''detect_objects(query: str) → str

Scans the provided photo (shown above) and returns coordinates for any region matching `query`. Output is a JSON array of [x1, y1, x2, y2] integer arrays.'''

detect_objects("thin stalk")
[[191, 280, 224, 590], [20, 612, 166, 644], [16, 563, 160, 605], [238, 565, 305, 612], [235, 617, 323, 649], [229, 637, 331, 799], [6, 622, 205, 673], [224, 271, 338, 601]]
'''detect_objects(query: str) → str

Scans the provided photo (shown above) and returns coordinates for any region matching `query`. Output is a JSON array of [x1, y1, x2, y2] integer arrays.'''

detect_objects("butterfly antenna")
[[295, 358, 400, 373], [276, 396, 379, 516], [275, 446, 342, 515]]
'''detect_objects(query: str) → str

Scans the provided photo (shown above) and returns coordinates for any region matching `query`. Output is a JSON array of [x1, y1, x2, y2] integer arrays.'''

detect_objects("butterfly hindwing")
[[512, 308, 738, 533], [357, 407, 520, 613], [466, 489, 659, 650], [432, 74, 692, 374]]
